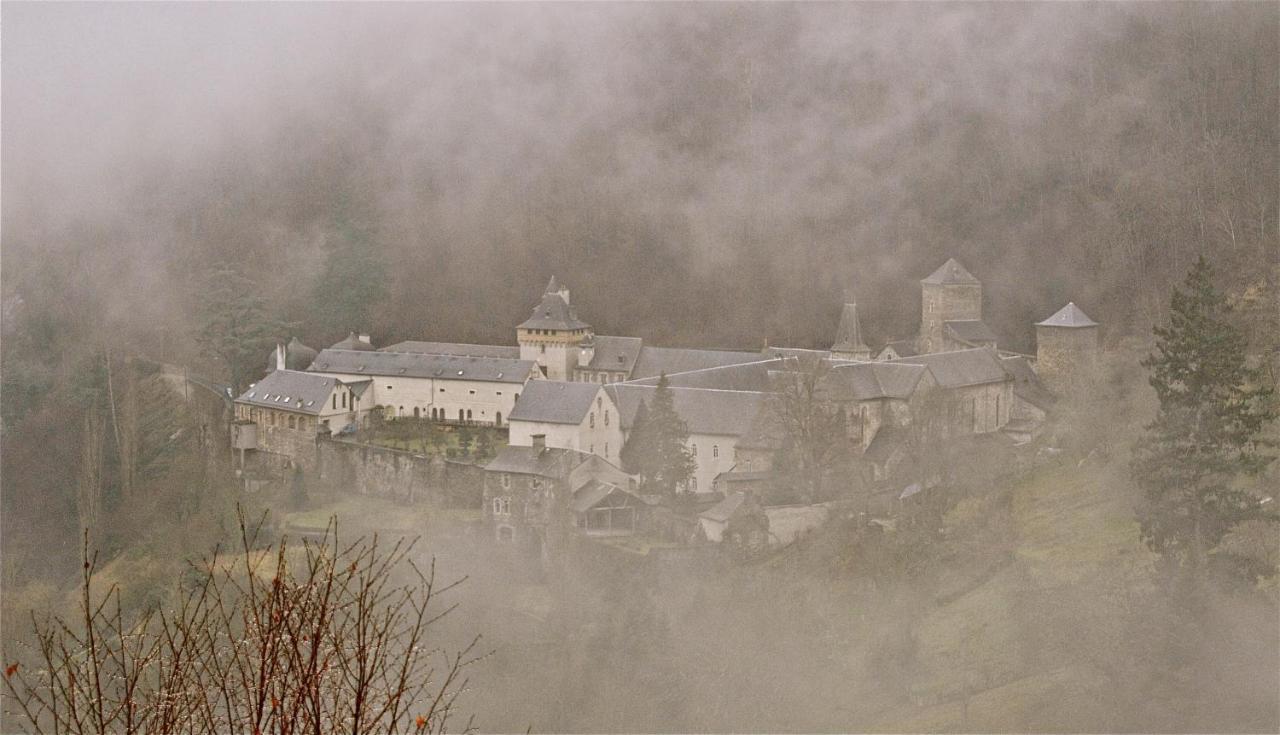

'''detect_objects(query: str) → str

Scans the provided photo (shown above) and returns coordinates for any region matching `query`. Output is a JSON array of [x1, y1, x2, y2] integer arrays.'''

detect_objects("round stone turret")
[[1035, 302, 1100, 394]]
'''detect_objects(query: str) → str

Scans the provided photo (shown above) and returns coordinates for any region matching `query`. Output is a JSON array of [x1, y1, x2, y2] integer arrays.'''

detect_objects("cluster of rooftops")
[[239, 259, 1095, 423]]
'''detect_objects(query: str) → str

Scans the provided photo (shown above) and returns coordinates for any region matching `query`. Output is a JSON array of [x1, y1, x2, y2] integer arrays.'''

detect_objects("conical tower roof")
[[922, 258, 980, 285], [1036, 302, 1098, 328], [831, 303, 870, 354]]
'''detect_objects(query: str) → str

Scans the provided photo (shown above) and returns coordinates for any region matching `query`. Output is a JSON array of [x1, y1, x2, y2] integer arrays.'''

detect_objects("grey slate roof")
[[921, 258, 980, 285], [518, 292, 591, 331], [889, 348, 1010, 388], [700, 492, 747, 523], [330, 332, 376, 351], [945, 320, 999, 345], [1000, 356, 1056, 409], [1035, 302, 1098, 328], [380, 341, 521, 359], [604, 384, 766, 437], [483, 445, 585, 477], [508, 381, 602, 425], [831, 303, 871, 354], [308, 349, 534, 384], [266, 337, 319, 372], [879, 339, 919, 358], [863, 425, 909, 464], [584, 335, 644, 374], [825, 362, 928, 400], [629, 346, 764, 380], [570, 481, 640, 513], [626, 358, 788, 392], [236, 369, 339, 415]]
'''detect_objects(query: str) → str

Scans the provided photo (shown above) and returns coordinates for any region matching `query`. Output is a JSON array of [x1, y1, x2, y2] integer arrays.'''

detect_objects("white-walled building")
[[605, 384, 766, 494], [506, 381, 626, 462], [306, 348, 541, 426]]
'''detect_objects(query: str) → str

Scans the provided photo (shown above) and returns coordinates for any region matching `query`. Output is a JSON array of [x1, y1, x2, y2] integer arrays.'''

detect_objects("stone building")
[[481, 437, 633, 565], [232, 369, 368, 470], [918, 258, 999, 353], [306, 348, 540, 426], [1034, 302, 1100, 394]]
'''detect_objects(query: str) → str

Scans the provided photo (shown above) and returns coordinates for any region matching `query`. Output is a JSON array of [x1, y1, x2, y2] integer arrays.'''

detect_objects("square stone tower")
[[517, 276, 593, 381], [919, 258, 982, 354]]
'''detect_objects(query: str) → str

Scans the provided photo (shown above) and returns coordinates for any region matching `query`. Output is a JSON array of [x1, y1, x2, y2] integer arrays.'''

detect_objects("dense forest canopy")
[[4, 3, 1275, 359]]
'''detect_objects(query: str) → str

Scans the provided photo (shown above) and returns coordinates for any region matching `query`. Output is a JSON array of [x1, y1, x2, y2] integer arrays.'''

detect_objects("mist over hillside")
[[2, 3, 1277, 733], [4, 2, 1275, 357]]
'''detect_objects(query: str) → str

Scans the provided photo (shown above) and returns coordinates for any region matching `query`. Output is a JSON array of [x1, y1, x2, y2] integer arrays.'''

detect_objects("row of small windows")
[[689, 443, 723, 459]]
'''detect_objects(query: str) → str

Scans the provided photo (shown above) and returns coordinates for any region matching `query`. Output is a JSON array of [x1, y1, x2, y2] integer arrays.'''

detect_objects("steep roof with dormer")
[[236, 369, 341, 415], [921, 258, 980, 285]]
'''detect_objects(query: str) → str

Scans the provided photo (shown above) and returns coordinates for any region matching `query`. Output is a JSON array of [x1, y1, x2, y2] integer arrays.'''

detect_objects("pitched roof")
[[518, 292, 590, 331], [944, 320, 998, 345], [1035, 302, 1098, 328], [308, 349, 534, 383], [879, 339, 919, 358], [604, 384, 767, 437], [825, 362, 928, 400], [888, 347, 1010, 388], [863, 425, 909, 464], [700, 492, 747, 523], [921, 258, 980, 285], [483, 445, 585, 477], [584, 335, 644, 374], [508, 381, 602, 425], [831, 303, 870, 354], [330, 332, 376, 351], [1000, 355, 1055, 409], [236, 369, 340, 415], [626, 358, 787, 392], [380, 341, 521, 359], [629, 346, 764, 380], [570, 481, 640, 513]]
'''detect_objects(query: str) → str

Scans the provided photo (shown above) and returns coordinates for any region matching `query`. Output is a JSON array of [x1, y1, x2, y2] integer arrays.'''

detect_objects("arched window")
[[713, 445, 719, 458], [458, 409, 465, 421], [496, 411, 502, 425], [288, 415, 296, 429], [414, 407, 420, 418], [604, 410, 609, 426], [691, 443, 697, 457], [589, 412, 595, 428], [466, 409, 473, 420]]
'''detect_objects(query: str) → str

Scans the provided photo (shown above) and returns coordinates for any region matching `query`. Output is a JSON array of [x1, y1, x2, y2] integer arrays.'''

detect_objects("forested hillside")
[[1, 5, 1277, 726]]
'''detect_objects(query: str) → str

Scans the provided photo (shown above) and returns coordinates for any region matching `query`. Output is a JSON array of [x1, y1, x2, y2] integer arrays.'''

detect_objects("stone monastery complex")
[[232, 259, 1100, 558]]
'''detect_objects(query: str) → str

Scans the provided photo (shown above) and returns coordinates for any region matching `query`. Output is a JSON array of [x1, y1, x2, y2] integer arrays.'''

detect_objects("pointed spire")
[[832, 302, 870, 356], [922, 258, 980, 285], [545, 275, 559, 294]]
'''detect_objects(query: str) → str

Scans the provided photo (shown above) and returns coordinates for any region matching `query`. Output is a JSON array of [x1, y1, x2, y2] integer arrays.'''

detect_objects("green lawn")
[[362, 420, 506, 461]]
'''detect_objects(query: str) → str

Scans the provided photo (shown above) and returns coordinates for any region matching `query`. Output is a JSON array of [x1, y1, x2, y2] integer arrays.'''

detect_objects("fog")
[[2, 2, 1277, 733]]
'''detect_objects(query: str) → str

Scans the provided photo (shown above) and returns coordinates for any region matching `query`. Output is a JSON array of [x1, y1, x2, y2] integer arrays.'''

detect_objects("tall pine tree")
[[1131, 256, 1276, 582], [620, 375, 695, 496], [193, 267, 287, 395]]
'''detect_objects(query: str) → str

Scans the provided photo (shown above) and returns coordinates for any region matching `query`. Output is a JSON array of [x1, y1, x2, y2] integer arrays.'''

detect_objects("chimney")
[[531, 434, 546, 451], [275, 343, 287, 371]]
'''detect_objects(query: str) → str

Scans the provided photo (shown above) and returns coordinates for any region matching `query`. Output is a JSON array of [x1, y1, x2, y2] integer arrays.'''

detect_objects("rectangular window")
[[333, 394, 338, 410]]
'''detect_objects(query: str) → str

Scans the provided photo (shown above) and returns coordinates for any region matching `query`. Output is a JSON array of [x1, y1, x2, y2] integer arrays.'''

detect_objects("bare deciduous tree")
[[3, 513, 482, 734]]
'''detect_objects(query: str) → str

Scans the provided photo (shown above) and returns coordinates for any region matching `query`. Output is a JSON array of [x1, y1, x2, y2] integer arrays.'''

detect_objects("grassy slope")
[[874, 459, 1157, 731]]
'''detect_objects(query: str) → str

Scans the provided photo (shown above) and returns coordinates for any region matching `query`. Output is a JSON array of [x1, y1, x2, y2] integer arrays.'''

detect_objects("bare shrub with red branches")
[[3, 512, 482, 734]]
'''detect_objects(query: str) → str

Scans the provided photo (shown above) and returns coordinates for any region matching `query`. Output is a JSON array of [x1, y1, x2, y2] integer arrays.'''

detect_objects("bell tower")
[[517, 276, 592, 381]]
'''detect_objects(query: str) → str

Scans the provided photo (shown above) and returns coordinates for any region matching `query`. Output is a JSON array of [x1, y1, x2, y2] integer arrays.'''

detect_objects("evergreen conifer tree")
[[193, 267, 287, 395], [621, 375, 695, 495], [1131, 256, 1277, 582]]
